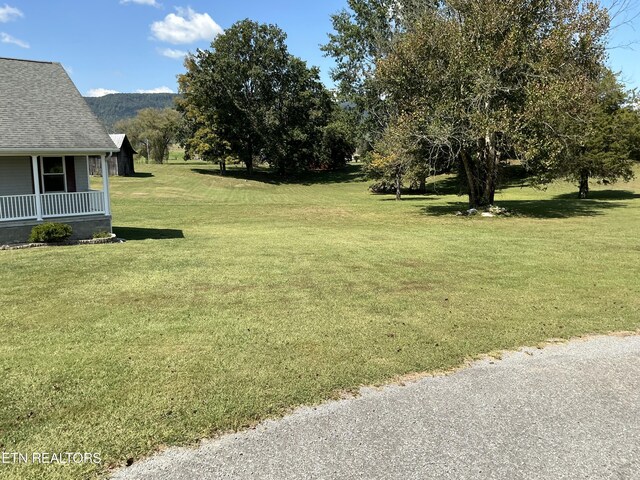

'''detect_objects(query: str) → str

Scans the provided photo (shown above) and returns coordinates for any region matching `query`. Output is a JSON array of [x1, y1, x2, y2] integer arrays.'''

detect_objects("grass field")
[[1, 161, 639, 479]]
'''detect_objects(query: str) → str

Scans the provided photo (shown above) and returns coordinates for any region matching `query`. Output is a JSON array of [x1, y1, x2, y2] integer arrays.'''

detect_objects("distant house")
[[89, 134, 136, 177], [0, 57, 118, 244]]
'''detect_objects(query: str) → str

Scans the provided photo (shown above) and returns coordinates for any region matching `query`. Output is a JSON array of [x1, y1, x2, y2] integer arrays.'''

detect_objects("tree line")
[[117, 1, 640, 207], [324, 0, 640, 205]]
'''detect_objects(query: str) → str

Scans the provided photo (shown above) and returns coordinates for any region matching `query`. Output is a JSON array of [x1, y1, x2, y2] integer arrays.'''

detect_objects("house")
[[0, 57, 118, 244], [88, 134, 136, 177]]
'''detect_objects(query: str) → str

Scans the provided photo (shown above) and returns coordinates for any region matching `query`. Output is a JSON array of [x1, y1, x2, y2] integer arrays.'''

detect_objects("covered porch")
[[0, 154, 112, 222]]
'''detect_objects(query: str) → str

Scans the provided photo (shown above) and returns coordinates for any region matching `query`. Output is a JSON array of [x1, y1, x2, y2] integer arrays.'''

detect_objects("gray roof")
[[0, 57, 118, 154]]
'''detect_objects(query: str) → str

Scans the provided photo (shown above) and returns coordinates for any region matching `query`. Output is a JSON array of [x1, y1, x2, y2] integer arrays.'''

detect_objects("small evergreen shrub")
[[28, 223, 73, 243]]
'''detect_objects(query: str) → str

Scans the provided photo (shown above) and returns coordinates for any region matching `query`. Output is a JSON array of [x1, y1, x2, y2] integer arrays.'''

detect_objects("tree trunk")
[[486, 133, 498, 205], [245, 141, 254, 175], [460, 151, 477, 208], [461, 143, 497, 209], [219, 161, 226, 175], [419, 176, 426, 194], [395, 170, 402, 201], [578, 171, 589, 199]]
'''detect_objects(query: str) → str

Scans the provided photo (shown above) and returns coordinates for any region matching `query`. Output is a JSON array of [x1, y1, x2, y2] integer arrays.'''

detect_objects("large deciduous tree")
[[376, 0, 615, 208], [115, 108, 181, 164], [178, 19, 334, 176]]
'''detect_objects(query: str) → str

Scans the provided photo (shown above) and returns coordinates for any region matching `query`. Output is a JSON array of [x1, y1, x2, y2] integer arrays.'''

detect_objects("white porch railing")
[[42, 191, 105, 218], [0, 194, 37, 221], [0, 191, 106, 222]]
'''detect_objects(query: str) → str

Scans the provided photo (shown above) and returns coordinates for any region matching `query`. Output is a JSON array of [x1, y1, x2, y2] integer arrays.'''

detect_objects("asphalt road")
[[113, 334, 640, 480]]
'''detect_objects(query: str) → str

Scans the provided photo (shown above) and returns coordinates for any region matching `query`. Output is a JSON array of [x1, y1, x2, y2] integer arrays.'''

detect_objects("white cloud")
[[158, 47, 187, 59], [120, 0, 160, 7], [0, 4, 23, 22], [0, 31, 28, 48], [151, 7, 222, 45], [86, 88, 120, 97], [136, 86, 174, 94]]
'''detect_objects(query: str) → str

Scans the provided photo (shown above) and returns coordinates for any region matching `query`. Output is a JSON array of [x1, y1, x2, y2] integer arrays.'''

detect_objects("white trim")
[[41, 191, 105, 218], [31, 156, 43, 220], [0, 148, 120, 156], [0, 191, 106, 222], [40, 156, 67, 193], [0, 194, 37, 221], [101, 154, 111, 216]]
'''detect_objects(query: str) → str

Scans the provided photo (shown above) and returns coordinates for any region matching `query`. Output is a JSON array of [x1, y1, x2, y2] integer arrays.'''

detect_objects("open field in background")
[[1, 162, 639, 479], [166, 147, 185, 163]]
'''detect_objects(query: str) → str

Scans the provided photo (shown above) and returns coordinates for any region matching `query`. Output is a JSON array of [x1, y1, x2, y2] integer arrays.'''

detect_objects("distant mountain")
[[85, 93, 180, 130]]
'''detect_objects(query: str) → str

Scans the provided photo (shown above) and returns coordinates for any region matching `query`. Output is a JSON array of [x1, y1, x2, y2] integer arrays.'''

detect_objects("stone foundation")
[[0, 215, 112, 245]]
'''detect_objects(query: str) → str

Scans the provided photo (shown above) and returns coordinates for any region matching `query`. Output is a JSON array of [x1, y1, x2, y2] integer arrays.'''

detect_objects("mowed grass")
[[1, 161, 639, 479]]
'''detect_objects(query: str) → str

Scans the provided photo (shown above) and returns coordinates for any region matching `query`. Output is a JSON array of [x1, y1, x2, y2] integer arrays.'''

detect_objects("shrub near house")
[[28, 223, 72, 243]]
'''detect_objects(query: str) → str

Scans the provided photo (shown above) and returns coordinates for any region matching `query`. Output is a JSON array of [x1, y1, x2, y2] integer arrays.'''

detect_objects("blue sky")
[[0, 0, 638, 97]]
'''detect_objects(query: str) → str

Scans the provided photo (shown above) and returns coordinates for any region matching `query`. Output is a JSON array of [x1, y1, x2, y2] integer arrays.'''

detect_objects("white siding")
[[74, 156, 90, 192], [0, 156, 32, 195]]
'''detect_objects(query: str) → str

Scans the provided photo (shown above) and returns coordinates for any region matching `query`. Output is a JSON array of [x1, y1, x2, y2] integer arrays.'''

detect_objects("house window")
[[41, 157, 66, 192]]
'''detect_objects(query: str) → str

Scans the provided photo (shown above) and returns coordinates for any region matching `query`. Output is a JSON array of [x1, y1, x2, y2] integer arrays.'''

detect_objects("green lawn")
[[1, 162, 639, 479]]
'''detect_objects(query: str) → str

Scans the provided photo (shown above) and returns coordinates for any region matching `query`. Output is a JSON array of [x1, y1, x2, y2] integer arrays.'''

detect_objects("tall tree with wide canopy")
[[178, 19, 332, 175], [376, 0, 613, 208]]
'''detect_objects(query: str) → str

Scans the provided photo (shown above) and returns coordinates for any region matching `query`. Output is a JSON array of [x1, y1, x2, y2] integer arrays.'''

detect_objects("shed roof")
[[109, 133, 137, 155], [0, 57, 118, 154], [109, 134, 126, 149]]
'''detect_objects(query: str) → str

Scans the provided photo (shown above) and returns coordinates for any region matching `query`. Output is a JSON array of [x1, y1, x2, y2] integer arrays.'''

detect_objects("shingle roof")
[[0, 57, 118, 153]]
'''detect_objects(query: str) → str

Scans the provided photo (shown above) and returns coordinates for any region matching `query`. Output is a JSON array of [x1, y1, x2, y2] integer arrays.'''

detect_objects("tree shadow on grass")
[[372, 176, 462, 202], [113, 227, 184, 241], [554, 190, 640, 201], [422, 197, 629, 218], [379, 196, 439, 202], [127, 172, 154, 178], [416, 163, 532, 197], [191, 163, 366, 186], [425, 176, 462, 196]]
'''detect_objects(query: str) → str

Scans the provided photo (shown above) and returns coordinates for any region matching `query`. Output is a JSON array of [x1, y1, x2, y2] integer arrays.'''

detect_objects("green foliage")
[[364, 119, 415, 199], [92, 230, 112, 239], [620, 107, 640, 162], [322, 0, 438, 148], [375, 0, 611, 207], [115, 108, 181, 164], [85, 93, 179, 129], [28, 223, 72, 243], [563, 72, 636, 197], [317, 109, 357, 170], [178, 19, 333, 175]]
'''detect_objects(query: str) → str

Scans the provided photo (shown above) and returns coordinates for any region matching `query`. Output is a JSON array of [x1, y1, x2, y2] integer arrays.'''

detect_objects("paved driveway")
[[113, 334, 640, 480]]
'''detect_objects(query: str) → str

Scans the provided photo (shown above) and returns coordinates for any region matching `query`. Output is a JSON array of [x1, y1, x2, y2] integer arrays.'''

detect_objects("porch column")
[[31, 155, 43, 220], [101, 154, 111, 216]]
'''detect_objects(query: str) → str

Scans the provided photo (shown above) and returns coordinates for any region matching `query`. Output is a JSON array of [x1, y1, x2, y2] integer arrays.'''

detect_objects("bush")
[[28, 223, 73, 243], [92, 230, 112, 239], [368, 181, 396, 194]]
